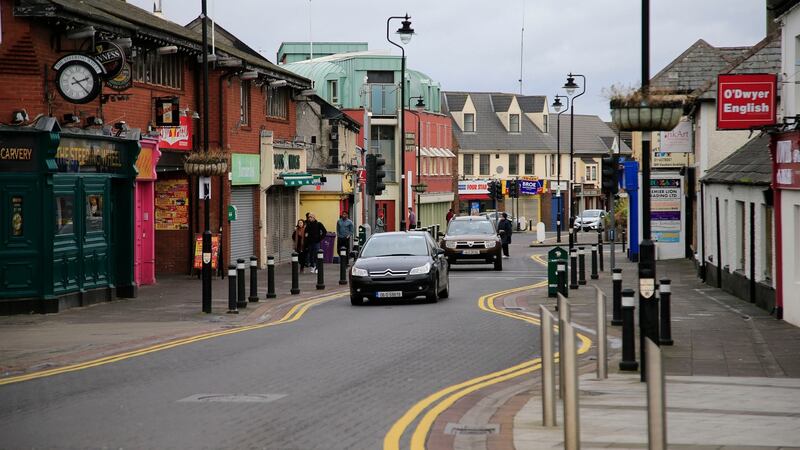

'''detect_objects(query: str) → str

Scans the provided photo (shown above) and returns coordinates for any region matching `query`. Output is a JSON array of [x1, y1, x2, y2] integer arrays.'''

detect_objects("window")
[[370, 125, 395, 182], [86, 194, 104, 233], [586, 165, 597, 181], [763, 205, 773, 280], [550, 154, 556, 177], [524, 154, 534, 174], [543, 114, 549, 133], [367, 71, 394, 84], [239, 81, 250, 126], [479, 154, 490, 175], [509, 154, 519, 175], [328, 80, 338, 104], [10, 196, 23, 237], [463, 154, 473, 175], [573, 161, 577, 181], [509, 114, 520, 133], [464, 113, 475, 132], [54, 196, 75, 235], [268, 87, 289, 119], [132, 48, 183, 89]]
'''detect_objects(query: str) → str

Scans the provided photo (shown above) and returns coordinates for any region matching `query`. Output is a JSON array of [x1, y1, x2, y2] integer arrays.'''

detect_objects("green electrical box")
[[547, 246, 568, 298], [227, 205, 238, 222]]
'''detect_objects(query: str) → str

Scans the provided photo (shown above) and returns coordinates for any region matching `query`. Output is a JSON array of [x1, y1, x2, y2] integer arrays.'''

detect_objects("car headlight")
[[409, 262, 431, 275], [445, 241, 457, 249], [351, 267, 368, 277], [484, 240, 496, 248]]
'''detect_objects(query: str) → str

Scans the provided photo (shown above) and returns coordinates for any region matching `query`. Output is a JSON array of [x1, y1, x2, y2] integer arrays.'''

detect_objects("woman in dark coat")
[[497, 213, 513, 258]]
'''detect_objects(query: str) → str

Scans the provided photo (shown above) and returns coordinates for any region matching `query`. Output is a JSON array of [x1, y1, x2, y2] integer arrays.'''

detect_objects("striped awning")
[[281, 172, 314, 186]]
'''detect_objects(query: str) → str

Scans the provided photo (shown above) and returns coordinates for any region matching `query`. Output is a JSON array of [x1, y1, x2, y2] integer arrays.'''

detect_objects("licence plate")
[[462, 249, 481, 255], [376, 291, 403, 298]]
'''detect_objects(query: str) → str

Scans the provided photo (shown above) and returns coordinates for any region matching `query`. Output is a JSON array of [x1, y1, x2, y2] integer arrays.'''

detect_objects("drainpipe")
[[700, 181, 706, 281], [218, 71, 235, 276], [774, 188, 783, 319]]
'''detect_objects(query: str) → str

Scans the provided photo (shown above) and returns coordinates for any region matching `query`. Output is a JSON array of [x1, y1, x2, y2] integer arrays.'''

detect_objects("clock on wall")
[[53, 54, 106, 104]]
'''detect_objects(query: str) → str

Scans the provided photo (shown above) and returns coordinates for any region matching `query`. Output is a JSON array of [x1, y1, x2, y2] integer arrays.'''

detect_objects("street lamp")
[[410, 96, 425, 229], [387, 14, 414, 231], [563, 72, 586, 251], [551, 94, 570, 243], [200, 0, 212, 313]]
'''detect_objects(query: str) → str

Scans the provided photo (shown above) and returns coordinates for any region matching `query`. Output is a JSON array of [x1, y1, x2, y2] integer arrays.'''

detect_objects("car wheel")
[[494, 255, 503, 271], [350, 295, 363, 306], [427, 279, 439, 303], [439, 275, 449, 298]]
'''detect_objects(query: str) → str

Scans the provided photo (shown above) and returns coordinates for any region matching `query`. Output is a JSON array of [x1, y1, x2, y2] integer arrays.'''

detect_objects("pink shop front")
[[134, 138, 162, 286]]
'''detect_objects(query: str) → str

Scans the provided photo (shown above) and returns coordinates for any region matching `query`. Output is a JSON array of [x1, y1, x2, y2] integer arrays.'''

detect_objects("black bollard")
[[578, 247, 587, 285], [557, 261, 568, 298], [590, 244, 599, 280], [266, 255, 276, 299], [659, 279, 673, 346], [227, 264, 238, 314], [248, 256, 259, 303], [569, 247, 579, 290], [339, 247, 348, 285], [611, 268, 623, 326], [619, 288, 638, 371], [622, 229, 627, 253], [316, 250, 325, 290], [290, 252, 300, 295], [236, 258, 247, 308], [598, 229, 604, 272]]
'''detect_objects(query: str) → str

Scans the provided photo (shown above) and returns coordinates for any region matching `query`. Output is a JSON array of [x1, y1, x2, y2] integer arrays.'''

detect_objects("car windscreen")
[[361, 235, 430, 257], [581, 210, 602, 218], [447, 220, 495, 236]]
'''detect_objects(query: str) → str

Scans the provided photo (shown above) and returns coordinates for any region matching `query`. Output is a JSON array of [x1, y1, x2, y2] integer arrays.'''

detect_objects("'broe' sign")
[[717, 73, 777, 130]]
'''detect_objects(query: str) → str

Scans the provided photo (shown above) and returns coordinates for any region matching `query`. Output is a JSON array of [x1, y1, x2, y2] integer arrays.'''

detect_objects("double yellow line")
[[0, 291, 345, 386], [384, 271, 592, 449]]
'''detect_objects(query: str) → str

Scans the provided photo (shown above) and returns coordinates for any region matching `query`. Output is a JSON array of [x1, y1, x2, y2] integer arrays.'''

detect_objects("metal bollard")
[[290, 252, 300, 295], [539, 305, 557, 427], [236, 258, 247, 308], [595, 286, 607, 379], [590, 244, 599, 280], [611, 268, 623, 325], [646, 337, 667, 450], [557, 261, 568, 298], [266, 256, 276, 299], [339, 247, 348, 285], [248, 256, 259, 303], [227, 264, 238, 314], [619, 288, 639, 371], [578, 246, 587, 285], [557, 293, 570, 400], [562, 320, 581, 450], [640, 282, 660, 382], [569, 248, 579, 289], [316, 250, 325, 290], [598, 228, 604, 272], [659, 279, 673, 346]]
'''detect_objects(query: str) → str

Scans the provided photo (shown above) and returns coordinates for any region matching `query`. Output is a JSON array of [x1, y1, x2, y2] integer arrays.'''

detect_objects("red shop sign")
[[158, 115, 193, 151], [717, 74, 777, 130]]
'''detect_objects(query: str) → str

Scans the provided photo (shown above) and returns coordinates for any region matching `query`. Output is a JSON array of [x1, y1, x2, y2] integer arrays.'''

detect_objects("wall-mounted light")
[[269, 79, 288, 88], [66, 26, 95, 40], [11, 109, 28, 125], [239, 71, 259, 80], [197, 54, 218, 63], [217, 57, 244, 68], [157, 45, 178, 55]]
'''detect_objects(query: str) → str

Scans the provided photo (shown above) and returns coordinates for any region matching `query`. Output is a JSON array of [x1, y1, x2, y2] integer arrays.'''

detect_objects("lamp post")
[[200, 0, 212, 313], [551, 95, 570, 244], [410, 96, 425, 228], [563, 73, 586, 252], [387, 14, 414, 231]]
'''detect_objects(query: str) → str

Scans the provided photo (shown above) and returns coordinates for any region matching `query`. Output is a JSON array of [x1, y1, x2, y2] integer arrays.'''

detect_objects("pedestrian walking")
[[336, 211, 354, 261], [446, 208, 455, 224], [376, 211, 386, 233], [408, 207, 417, 230], [292, 219, 306, 272], [498, 212, 513, 258], [304, 213, 327, 273]]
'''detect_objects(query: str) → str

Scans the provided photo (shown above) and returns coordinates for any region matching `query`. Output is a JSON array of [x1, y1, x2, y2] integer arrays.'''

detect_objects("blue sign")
[[516, 179, 545, 195]]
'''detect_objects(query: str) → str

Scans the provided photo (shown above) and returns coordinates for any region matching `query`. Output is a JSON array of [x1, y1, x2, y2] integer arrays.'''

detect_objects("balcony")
[[368, 84, 398, 116]]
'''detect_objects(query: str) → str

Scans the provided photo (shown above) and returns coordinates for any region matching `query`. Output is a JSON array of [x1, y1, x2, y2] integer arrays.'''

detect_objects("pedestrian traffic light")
[[366, 154, 387, 196], [509, 180, 519, 198], [487, 180, 501, 200], [601, 155, 619, 195]]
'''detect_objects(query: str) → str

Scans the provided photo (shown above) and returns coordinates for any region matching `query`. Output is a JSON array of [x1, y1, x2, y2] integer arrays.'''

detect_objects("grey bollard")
[[557, 293, 570, 400], [339, 247, 348, 285], [248, 256, 259, 302], [595, 286, 607, 379], [227, 264, 238, 314], [646, 337, 667, 450], [290, 252, 300, 295], [578, 246, 587, 285], [266, 256, 276, 299], [620, 288, 639, 371], [236, 258, 247, 308], [540, 305, 557, 427], [659, 279, 673, 346], [316, 250, 325, 290], [611, 268, 623, 325], [562, 320, 581, 450]]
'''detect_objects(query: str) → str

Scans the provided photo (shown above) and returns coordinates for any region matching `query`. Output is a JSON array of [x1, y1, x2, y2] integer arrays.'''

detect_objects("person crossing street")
[[498, 212, 513, 258]]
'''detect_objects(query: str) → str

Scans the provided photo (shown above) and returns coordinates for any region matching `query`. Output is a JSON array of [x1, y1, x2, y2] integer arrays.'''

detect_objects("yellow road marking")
[[0, 291, 346, 386]]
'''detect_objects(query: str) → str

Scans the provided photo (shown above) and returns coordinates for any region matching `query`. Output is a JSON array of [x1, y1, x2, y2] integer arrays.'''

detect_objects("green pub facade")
[[0, 120, 140, 314]]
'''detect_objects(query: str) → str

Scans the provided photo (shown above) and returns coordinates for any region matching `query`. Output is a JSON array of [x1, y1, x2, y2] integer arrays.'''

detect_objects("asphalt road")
[[0, 241, 547, 450]]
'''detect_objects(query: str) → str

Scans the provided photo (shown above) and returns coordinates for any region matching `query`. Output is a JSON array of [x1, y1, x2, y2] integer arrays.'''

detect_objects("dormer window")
[[464, 113, 475, 132], [510, 114, 520, 133]]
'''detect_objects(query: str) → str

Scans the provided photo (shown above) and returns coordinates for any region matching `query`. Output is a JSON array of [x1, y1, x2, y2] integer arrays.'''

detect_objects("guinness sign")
[[94, 41, 125, 79]]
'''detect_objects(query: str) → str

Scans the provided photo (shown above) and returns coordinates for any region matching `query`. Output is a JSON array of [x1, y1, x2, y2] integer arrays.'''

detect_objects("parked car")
[[349, 231, 449, 305], [441, 216, 503, 271], [574, 209, 607, 231]]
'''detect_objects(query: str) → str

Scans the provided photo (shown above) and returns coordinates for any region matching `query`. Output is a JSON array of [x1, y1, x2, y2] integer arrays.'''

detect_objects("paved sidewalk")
[[0, 261, 349, 379], [510, 246, 800, 449]]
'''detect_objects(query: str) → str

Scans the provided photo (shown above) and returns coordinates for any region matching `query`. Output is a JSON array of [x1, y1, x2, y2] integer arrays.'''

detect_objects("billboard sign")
[[717, 74, 777, 130]]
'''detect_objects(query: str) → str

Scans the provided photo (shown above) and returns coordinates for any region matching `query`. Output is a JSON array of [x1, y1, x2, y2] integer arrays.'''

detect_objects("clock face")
[[56, 61, 100, 104]]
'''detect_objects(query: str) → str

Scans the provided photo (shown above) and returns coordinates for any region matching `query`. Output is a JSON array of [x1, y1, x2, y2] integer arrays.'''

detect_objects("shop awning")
[[441, 148, 456, 158], [281, 172, 315, 186]]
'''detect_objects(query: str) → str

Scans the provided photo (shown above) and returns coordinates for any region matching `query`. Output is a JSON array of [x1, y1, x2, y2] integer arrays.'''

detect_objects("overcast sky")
[[130, 0, 766, 120]]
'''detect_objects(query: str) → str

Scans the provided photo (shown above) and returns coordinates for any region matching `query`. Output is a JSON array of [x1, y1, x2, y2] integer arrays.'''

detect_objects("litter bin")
[[320, 232, 336, 263], [547, 246, 568, 298]]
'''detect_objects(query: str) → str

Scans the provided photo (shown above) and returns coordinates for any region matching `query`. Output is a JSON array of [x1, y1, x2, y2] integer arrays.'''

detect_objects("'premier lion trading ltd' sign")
[[717, 73, 777, 130]]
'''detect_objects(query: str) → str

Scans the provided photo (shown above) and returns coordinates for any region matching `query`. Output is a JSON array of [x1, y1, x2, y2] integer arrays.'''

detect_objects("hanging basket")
[[412, 183, 428, 193], [609, 100, 683, 132], [184, 160, 228, 176]]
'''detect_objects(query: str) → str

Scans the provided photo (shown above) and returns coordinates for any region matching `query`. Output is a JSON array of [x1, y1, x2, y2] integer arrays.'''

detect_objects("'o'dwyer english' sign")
[[717, 73, 777, 130]]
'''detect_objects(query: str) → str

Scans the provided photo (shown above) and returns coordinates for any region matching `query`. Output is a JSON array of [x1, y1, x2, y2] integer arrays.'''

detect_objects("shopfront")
[[418, 192, 455, 228], [0, 123, 139, 314], [134, 137, 162, 286], [457, 179, 497, 215], [229, 153, 260, 263]]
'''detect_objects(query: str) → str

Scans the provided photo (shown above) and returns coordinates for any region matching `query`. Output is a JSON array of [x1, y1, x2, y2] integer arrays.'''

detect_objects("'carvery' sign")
[[717, 73, 777, 130]]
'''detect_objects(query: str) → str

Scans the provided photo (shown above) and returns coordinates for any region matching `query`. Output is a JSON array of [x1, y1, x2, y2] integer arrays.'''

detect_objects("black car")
[[349, 231, 449, 305]]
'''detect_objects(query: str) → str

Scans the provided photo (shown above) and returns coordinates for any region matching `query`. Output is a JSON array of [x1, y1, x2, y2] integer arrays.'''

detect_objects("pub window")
[[240, 81, 250, 126], [268, 87, 289, 119], [86, 194, 104, 233], [55, 196, 75, 235], [132, 48, 183, 89]]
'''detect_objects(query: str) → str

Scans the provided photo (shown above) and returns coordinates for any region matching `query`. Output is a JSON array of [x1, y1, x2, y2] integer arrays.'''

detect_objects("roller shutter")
[[266, 186, 297, 264], [229, 187, 255, 263]]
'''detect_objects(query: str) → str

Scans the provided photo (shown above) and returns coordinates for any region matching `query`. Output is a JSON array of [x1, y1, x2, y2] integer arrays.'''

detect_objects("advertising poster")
[[650, 178, 681, 243], [158, 115, 192, 151], [193, 234, 220, 270], [155, 179, 189, 230]]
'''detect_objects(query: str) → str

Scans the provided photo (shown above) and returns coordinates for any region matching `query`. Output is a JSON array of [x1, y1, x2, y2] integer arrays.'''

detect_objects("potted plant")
[[184, 149, 228, 176], [606, 85, 684, 132]]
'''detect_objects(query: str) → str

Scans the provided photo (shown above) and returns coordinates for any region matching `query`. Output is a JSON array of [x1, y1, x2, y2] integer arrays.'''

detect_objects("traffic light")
[[601, 155, 619, 195], [509, 180, 519, 199], [487, 180, 502, 200], [366, 154, 386, 196]]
